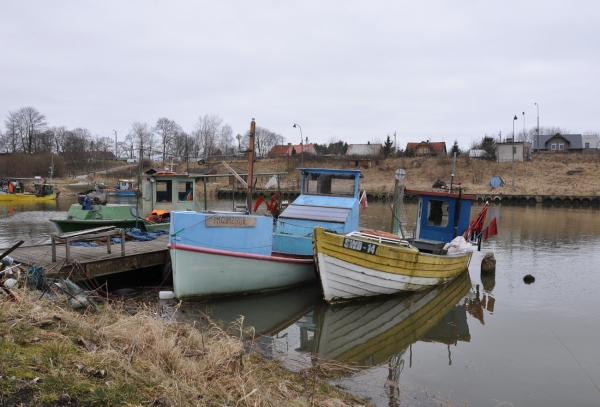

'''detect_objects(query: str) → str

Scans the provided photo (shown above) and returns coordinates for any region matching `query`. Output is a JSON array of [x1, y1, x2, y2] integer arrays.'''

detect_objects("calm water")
[[2, 199, 600, 406]]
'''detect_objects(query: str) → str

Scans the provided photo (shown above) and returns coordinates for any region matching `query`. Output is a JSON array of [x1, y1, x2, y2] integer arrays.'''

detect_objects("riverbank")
[[0, 287, 369, 406], [54, 153, 600, 198]]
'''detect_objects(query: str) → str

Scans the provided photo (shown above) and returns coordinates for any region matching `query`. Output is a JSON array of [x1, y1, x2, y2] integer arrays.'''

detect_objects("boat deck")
[[5, 234, 169, 280]]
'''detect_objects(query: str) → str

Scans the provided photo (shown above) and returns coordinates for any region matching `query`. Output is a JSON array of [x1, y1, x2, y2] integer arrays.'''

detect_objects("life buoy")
[[155, 171, 176, 175]]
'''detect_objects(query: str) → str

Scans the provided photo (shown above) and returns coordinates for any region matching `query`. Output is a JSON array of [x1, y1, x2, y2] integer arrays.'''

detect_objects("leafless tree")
[[4, 106, 47, 153], [127, 121, 155, 158], [192, 114, 224, 157], [154, 118, 182, 160], [240, 126, 283, 158]]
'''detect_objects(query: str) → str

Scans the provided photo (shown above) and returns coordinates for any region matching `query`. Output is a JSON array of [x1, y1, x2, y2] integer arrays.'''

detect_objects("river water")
[[1, 198, 600, 406]]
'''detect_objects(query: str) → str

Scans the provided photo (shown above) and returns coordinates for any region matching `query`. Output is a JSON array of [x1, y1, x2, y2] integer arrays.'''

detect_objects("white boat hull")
[[169, 244, 316, 299], [313, 227, 472, 303]]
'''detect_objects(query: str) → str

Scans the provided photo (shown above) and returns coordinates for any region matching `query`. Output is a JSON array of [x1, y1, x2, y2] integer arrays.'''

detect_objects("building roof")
[[345, 143, 382, 156], [406, 141, 447, 155], [534, 134, 582, 150], [269, 143, 315, 156]]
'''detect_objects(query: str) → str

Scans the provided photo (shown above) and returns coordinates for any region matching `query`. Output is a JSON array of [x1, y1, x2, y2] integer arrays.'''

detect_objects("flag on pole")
[[483, 217, 498, 239], [359, 190, 368, 209]]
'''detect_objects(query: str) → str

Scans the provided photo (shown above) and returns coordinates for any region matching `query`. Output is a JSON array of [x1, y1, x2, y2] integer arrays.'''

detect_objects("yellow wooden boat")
[[313, 226, 472, 303], [0, 190, 58, 202], [0, 178, 58, 202]]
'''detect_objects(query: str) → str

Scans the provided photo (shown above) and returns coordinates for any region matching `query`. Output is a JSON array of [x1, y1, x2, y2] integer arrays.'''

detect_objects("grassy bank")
[[0, 289, 369, 406], [56, 153, 600, 199]]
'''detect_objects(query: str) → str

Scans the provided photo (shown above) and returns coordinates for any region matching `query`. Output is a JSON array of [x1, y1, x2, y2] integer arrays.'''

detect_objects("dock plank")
[[4, 235, 170, 279]]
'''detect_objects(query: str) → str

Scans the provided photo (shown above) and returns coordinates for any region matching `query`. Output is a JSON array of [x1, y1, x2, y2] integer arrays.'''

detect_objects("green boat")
[[50, 172, 202, 234]]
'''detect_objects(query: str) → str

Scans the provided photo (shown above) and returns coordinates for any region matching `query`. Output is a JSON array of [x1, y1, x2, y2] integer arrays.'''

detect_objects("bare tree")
[[128, 121, 155, 158], [5, 107, 48, 153], [46, 126, 69, 154], [154, 118, 182, 160], [217, 124, 235, 154], [192, 114, 224, 157]]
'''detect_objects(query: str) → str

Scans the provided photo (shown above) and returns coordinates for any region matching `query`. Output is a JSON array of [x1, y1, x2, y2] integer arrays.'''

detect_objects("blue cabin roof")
[[406, 189, 475, 246], [274, 168, 363, 255]]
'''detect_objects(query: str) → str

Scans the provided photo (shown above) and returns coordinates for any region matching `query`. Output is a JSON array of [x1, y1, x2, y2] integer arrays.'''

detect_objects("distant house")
[[532, 133, 597, 155], [495, 139, 532, 163], [269, 143, 316, 157], [345, 143, 383, 157], [405, 141, 447, 156]]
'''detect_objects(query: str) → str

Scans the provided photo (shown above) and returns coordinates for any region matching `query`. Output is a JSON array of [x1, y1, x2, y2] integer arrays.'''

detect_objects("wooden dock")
[[5, 233, 169, 280]]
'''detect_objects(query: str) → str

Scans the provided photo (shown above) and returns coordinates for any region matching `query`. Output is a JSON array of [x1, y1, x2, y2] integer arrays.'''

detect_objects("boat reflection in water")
[[301, 271, 473, 367], [173, 285, 321, 339]]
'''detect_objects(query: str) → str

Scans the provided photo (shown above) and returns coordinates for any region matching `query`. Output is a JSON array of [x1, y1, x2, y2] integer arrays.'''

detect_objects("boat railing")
[[346, 231, 412, 247]]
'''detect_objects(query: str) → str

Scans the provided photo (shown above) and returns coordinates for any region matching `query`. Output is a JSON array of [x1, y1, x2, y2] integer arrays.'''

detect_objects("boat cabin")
[[116, 179, 136, 191], [274, 168, 363, 255], [141, 173, 199, 219], [406, 189, 475, 252]]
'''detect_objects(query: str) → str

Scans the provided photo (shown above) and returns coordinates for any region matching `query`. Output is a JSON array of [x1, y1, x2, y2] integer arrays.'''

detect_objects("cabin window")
[[303, 173, 355, 197], [178, 181, 194, 201], [551, 143, 556, 150], [585, 142, 590, 148], [559, 143, 564, 150], [427, 200, 449, 227], [156, 180, 172, 203]]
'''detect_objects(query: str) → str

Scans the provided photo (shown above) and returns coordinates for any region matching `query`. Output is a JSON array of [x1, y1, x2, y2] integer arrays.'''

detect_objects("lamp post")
[[293, 123, 303, 166], [535, 102, 539, 153], [512, 115, 518, 191]]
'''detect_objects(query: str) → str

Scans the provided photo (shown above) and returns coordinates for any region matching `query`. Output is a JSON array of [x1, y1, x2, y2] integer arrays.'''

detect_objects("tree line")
[[0, 107, 293, 165]]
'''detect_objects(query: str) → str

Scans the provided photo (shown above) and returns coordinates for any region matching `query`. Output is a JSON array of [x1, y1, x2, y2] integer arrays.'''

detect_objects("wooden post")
[[51, 234, 56, 262], [121, 229, 126, 256], [246, 119, 256, 214]]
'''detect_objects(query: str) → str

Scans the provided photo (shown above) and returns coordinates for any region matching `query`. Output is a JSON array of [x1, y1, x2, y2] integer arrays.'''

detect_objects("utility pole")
[[394, 131, 397, 155]]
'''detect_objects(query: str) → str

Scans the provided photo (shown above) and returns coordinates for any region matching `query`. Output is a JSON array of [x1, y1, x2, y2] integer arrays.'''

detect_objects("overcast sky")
[[2, 1, 599, 150]]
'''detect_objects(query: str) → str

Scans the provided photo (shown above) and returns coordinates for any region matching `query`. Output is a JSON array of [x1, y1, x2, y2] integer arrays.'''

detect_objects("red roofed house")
[[269, 142, 316, 157], [405, 141, 447, 156]]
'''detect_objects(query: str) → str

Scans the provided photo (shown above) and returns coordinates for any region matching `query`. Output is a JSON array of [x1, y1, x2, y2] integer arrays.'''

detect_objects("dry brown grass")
[[0, 290, 368, 406], [60, 153, 600, 197]]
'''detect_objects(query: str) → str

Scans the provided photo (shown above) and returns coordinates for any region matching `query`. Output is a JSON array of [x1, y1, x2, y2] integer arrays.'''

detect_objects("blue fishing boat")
[[168, 119, 363, 299]]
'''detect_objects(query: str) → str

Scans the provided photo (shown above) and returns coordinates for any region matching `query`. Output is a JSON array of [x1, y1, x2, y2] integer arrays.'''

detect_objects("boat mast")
[[246, 119, 255, 214]]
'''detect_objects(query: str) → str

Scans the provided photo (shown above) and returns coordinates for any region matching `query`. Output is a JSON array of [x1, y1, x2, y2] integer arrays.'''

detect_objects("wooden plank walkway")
[[4, 234, 170, 280]]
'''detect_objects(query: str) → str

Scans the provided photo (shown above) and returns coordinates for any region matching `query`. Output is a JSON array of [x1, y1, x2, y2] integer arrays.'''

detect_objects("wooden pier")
[[5, 230, 169, 280]]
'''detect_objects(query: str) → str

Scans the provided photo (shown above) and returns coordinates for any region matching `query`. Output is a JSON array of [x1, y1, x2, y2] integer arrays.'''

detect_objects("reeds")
[[0, 291, 368, 406]]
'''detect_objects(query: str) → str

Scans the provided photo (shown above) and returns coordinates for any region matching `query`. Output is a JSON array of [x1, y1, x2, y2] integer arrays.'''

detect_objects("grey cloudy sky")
[[2, 1, 599, 150]]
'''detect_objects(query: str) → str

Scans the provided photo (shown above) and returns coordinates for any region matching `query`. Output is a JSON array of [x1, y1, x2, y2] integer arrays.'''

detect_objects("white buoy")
[[159, 290, 175, 300]]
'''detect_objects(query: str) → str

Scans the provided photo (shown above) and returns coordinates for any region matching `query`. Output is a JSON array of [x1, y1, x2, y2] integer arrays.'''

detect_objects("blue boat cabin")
[[274, 168, 363, 255], [406, 189, 475, 252]]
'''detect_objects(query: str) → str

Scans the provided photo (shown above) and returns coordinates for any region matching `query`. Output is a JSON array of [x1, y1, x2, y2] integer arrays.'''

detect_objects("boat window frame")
[[155, 180, 173, 203], [426, 199, 449, 228], [301, 172, 356, 197], [177, 181, 194, 201]]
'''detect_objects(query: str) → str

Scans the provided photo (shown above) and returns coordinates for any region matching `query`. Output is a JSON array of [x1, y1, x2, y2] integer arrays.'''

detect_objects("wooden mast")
[[246, 119, 255, 214]]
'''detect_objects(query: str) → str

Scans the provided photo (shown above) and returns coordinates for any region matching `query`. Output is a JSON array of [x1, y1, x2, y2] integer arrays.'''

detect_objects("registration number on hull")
[[342, 238, 378, 255]]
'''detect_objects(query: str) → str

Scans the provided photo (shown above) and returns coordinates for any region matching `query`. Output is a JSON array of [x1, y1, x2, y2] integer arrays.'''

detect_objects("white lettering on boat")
[[206, 216, 257, 227], [343, 238, 378, 254]]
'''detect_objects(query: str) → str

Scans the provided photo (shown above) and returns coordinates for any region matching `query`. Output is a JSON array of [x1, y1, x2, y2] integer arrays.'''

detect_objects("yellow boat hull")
[[0, 192, 58, 202], [313, 226, 473, 303]]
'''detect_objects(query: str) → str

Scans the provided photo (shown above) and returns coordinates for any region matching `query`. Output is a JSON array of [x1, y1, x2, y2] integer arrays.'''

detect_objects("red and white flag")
[[359, 190, 368, 209]]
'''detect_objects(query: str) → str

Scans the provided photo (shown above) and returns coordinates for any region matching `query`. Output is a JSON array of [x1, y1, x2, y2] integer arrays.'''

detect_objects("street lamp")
[[293, 123, 303, 166], [535, 102, 539, 153], [512, 115, 518, 191]]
